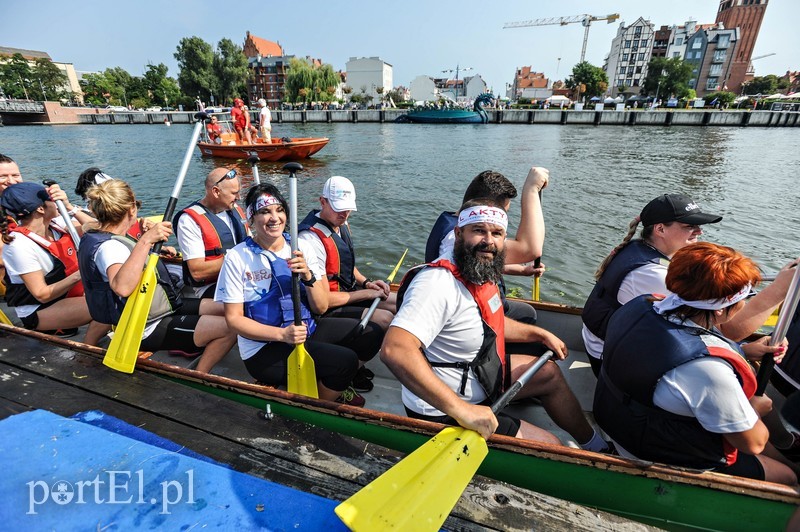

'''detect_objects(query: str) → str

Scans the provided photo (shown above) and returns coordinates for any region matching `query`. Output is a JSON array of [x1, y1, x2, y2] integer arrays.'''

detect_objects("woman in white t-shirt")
[[215, 183, 365, 406], [0, 182, 107, 344], [78, 179, 236, 373]]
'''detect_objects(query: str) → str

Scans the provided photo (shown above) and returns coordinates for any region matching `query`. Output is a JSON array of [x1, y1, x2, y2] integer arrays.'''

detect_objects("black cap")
[[640, 194, 722, 227]]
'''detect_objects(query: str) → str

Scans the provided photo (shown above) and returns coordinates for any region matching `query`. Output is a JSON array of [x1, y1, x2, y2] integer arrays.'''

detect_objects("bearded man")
[[381, 200, 610, 450]]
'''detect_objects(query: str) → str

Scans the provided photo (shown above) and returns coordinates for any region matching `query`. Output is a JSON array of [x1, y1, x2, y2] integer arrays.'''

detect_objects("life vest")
[[397, 259, 508, 401], [231, 106, 246, 129], [241, 236, 316, 338], [594, 295, 757, 469], [78, 230, 182, 326], [425, 211, 457, 263], [3, 225, 83, 309], [298, 210, 357, 292], [173, 202, 248, 286], [582, 240, 670, 340]]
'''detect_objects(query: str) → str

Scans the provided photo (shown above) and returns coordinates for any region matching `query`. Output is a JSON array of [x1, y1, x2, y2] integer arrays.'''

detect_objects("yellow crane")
[[503, 14, 621, 64]]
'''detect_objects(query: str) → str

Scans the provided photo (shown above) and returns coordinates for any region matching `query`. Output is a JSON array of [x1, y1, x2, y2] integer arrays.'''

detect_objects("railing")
[[0, 100, 45, 113]]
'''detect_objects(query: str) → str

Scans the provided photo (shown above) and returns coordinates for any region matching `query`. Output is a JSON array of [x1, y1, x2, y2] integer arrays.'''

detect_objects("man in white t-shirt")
[[257, 99, 272, 142], [382, 199, 611, 452], [174, 167, 249, 297]]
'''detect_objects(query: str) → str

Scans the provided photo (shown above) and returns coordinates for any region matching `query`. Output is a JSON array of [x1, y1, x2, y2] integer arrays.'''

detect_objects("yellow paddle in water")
[[284, 161, 319, 398], [335, 350, 554, 531], [103, 112, 210, 373]]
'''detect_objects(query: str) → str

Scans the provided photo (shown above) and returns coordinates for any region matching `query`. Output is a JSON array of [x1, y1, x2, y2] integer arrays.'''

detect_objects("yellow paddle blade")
[[103, 254, 159, 373], [533, 276, 541, 301], [144, 215, 164, 223], [0, 308, 13, 326], [335, 426, 488, 532], [286, 342, 319, 398]]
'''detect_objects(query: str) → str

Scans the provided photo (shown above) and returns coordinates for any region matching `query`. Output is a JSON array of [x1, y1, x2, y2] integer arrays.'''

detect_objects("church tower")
[[715, 0, 769, 93]]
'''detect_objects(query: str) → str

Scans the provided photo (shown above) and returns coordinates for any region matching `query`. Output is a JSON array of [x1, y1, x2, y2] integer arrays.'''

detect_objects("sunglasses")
[[213, 169, 237, 186]]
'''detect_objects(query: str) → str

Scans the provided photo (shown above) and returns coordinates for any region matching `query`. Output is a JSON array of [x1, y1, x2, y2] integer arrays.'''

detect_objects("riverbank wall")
[[2, 102, 798, 127]]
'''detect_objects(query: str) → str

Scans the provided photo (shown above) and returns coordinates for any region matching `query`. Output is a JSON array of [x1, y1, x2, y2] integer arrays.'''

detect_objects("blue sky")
[[2, 0, 796, 94]]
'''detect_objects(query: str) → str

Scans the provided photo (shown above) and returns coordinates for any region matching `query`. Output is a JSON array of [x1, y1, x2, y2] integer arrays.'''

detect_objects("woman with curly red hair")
[[594, 242, 797, 486]]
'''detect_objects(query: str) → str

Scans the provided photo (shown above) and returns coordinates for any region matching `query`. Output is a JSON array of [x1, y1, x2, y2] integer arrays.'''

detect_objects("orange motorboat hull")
[[197, 137, 330, 161]]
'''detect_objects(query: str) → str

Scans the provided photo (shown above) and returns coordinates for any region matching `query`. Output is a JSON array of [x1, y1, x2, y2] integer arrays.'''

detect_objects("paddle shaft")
[[756, 264, 800, 395], [41, 180, 81, 250], [287, 166, 302, 326], [357, 248, 408, 330], [151, 113, 207, 255], [491, 350, 553, 413], [248, 154, 261, 185], [533, 189, 543, 301]]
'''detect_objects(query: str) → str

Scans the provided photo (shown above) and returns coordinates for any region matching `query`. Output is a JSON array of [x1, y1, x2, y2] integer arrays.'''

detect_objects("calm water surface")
[[1, 122, 797, 305]]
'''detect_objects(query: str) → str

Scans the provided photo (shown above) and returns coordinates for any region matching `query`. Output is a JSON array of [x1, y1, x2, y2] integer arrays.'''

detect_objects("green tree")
[[79, 72, 116, 106], [284, 57, 315, 103], [565, 61, 608, 100], [641, 57, 693, 100], [214, 38, 248, 104], [741, 74, 789, 95], [31, 58, 68, 101], [174, 36, 216, 104], [703, 91, 736, 107], [0, 53, 34, 99], [143, 63, 180, 108]]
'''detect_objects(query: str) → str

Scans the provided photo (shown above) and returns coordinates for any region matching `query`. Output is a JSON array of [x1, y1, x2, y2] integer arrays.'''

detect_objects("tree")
[[31, 58, 68, 101], [284, 58, 339, 103], [564, 61, 608, 100], [174, 36, 216, 104], [214, 38, 248, 104], [703, 90, 736, 107], [641, 57, 693, 100], [143, 63, 180, 108], [742, 74, 789, 96], [0, 53, 33, 99], [80, 72, 116, 106]]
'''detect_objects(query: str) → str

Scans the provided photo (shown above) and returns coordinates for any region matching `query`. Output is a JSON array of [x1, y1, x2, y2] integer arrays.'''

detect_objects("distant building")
[[409, 75, 437, 102], [243, 31, 290, 106], [464, 75, 488, 100], [715, 0, 769, 93], [603, 17, 656, 97], [685, 24, 739, 96], [652, 26, 672, 58], [783, 71, 800, 93], [345, 57, 392, 103], [0, 46, 83, 103], [511, 67, 550, 100]]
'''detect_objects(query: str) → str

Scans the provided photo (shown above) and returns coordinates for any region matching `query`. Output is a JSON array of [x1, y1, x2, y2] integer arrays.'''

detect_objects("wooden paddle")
[[284, 161, 319, 398], [354, 248, 408, 334], [756, 264, 800, 395], [103, 112, 209, 373], [247, 153, 261, 185], [335, 350, 554, 531]]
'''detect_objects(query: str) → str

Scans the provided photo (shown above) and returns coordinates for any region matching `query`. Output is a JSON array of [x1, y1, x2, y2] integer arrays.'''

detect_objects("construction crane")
[[503, 13, 621, 64]]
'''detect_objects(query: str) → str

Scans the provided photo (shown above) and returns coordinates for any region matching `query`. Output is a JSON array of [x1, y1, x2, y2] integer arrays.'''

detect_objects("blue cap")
[[0, 182, 50, 219]]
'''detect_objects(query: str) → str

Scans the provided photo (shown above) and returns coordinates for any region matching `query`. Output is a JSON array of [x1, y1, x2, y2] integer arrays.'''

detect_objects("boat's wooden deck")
[[0, 326, 658, 531]]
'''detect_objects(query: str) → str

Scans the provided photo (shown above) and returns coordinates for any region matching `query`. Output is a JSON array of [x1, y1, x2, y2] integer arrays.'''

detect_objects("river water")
[[1, 122, 797, 306]]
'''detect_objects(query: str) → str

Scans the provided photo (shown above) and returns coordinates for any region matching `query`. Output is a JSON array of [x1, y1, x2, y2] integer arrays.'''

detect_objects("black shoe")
[[777, 432, 800, 462], [600, 441, 619, 456], [359, 366, 375, 380], [352, 368, 374, 392]]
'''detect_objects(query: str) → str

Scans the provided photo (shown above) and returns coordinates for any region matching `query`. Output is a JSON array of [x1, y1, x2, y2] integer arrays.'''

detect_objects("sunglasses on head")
[[214, 169, 237, 186]]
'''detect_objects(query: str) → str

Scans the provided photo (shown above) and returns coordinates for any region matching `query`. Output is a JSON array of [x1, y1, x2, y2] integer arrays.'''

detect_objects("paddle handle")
[[284, 163, 303, 326], [248, 154, 261, 185], [42, 180, 81, 250], [756, 264, 800, 395], [358, 248, 409, 330], [152, 113, 207, 255], [491, 350, 553, 414]]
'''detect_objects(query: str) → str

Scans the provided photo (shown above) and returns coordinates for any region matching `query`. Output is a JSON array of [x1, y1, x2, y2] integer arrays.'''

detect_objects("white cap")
[[258, 98, 267, 107], [322, 176, 357, 212]]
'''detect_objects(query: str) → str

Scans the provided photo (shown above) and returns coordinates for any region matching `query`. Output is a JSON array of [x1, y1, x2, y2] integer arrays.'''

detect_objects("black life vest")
[[298, 210, 357, 292], [582, 240, 669, 339], [594, 295, 757, 469], [425, 211, 457, 263], [78, 230, 182, 326]]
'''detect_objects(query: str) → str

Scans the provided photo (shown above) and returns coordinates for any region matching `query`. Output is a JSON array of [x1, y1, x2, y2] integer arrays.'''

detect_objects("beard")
[[453, 237, 506, 285]]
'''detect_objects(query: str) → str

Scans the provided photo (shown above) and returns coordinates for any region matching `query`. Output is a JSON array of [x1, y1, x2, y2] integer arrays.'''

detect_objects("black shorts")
[[140, 298, 203, 353], [405, 402, 522, 437], [19, 298, 77, 336], [712, 453, 766, 481]]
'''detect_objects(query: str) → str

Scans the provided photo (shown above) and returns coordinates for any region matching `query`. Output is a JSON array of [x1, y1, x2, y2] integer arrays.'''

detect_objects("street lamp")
[[38, 79, 47, 101], [17, 74, 30, 100], [654, 69, 665, 110]]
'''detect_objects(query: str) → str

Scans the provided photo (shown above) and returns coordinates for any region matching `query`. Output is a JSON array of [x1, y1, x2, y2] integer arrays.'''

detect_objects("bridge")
[[0, 99, 46, 114]]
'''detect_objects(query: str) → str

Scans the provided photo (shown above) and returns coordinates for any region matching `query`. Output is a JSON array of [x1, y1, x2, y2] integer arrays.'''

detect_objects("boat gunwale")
[[2, 321, 797, 507]]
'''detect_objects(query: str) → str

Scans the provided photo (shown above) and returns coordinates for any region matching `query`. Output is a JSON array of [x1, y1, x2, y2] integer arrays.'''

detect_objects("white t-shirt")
[[390, 258, 487, 416], [93, 238, 160, 338], [2, 230, 61, 318], [214, 237, 325, 361], [176, 209, 239, 296], [259, 107, 271, 129], [582, 261, 668, 359]]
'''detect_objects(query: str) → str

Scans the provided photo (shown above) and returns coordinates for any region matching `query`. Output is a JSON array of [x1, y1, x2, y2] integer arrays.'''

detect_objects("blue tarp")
[[0, 410, 348, 531]]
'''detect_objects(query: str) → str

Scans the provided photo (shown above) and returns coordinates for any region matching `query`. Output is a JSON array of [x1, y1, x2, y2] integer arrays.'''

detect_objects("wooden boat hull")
[[1, 320, 797, 531], [197, 137, 329, 161]]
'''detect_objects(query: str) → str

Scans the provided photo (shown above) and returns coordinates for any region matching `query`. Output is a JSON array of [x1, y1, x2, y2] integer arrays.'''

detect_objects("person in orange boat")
[[206, 115, 223, 144], [230, 98, 251, 144]]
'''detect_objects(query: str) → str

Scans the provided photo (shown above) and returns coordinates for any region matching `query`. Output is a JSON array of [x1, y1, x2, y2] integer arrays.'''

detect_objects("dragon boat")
[[397, 93, 493, 124]]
